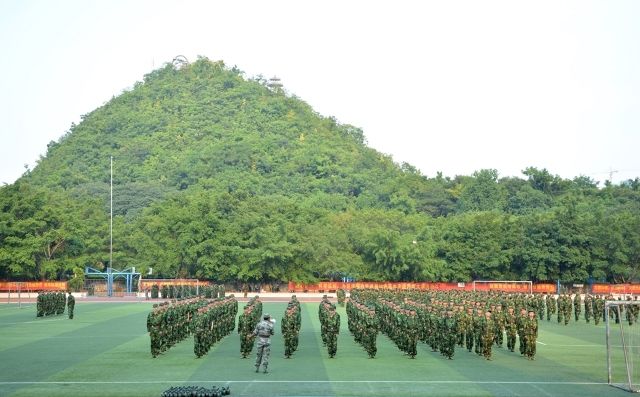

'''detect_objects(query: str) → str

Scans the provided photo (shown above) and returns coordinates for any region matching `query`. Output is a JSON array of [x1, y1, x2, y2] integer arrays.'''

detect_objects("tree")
[[457, 169, 507, 212]]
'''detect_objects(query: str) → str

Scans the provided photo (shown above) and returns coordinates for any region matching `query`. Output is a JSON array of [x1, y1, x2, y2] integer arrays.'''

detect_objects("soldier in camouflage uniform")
[[253, 313, 274, 373], [504, 306, 517, 352], [523, 310, 538, 360], [67, 292, 75, 319], [326, 309, 340, 358], [439, 310, 457, 359], [481, 310, 495, 360], [493, 305, 504, 347], [584, 294, 593, 323], [573, 293, 581, 322], [535, 294, 545, 320], [546, 294, 556, 321], [464, 307, 475, 352], [473, 307, 484, 356], [517, 307, 528, 355], [593, 295, 604, 325]]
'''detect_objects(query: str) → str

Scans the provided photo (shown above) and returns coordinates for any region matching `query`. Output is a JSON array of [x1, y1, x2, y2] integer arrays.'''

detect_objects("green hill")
[[1, 57, 639, 285]]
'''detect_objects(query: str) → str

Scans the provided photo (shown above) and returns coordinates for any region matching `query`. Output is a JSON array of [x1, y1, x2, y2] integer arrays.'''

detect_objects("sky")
[[1, 0, 639, 185]]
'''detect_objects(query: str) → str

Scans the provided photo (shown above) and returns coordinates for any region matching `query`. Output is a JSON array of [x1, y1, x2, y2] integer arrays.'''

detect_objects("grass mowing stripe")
[[0, 304, 150, 396], [0, 303, 150, 352]]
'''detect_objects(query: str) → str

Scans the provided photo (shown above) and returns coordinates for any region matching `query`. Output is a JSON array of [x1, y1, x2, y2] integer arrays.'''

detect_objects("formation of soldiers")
[[281, 295, 301, 358], [193, 296, 238, 358], [624, 296, 640, 325], [319, 295, 340, 358], [556, 294, 573, 325], [346, 295, 379, 358], [238, 296, 262, 358], [36, 291, 66, 317], [347, 289, 541, 361], [376, 296, 419, 358], [147, 295, 238, 358], [542, 293, 631, 326]]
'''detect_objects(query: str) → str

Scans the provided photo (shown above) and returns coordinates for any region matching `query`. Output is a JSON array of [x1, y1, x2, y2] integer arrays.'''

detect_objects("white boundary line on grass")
[[0, 381, 607, 385]]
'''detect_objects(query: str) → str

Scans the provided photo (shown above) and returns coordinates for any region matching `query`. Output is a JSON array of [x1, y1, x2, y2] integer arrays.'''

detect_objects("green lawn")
[[0, 301, 629, 397]]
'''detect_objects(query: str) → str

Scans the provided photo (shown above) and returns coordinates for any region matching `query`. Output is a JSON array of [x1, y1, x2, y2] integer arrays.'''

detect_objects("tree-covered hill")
[[1, 57, 639, 284]]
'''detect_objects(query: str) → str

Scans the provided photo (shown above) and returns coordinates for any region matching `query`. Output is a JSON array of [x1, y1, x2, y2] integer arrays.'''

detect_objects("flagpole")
[[110, 156, 113, 270]]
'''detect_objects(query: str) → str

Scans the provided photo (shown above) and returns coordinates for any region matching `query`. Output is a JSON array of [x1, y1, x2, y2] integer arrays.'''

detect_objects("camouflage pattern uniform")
[[584, 294, 593, 323], [282, 296, 301, 358], [523, 311, 538, 360], [504, 307, 517, 352], [573, 294, 581, 322], [67, 292, 75, 319], [253, 315, 275, 373]]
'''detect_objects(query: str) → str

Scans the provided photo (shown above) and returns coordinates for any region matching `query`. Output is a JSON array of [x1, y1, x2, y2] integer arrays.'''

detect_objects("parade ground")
[[0, 299, 629, 397]]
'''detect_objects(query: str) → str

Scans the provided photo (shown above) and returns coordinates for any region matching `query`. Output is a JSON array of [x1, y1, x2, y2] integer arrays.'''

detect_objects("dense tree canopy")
[[1, 58, 639, 284]]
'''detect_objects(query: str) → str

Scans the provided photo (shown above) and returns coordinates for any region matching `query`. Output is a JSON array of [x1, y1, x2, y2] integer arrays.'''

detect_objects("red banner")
[[287, 281, 558, 293], [592, 284, 640, 295], [0, 281, 68, 291]]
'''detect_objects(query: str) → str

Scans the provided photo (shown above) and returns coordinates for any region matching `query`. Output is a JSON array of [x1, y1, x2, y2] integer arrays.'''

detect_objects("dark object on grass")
[[160, 385, 230, 397]]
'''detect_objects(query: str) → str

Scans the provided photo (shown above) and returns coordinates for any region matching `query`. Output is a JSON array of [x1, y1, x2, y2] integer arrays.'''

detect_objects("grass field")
[[0, 301, 630, 397]]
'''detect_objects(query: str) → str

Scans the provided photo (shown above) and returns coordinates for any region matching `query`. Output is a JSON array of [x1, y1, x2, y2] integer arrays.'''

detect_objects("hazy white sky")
[[1, 0, 639, 185]]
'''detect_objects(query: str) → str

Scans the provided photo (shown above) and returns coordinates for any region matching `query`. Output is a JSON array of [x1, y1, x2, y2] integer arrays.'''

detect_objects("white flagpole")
[[110, 156, 113, 269]]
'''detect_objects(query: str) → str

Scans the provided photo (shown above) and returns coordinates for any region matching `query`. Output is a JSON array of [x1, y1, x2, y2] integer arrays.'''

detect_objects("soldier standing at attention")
[[517, 307, 528, 355], [584, 294, 593, 323], [253, 313, 275, 373], [326, 309, 340, 358], [505, 306, 517, 352], [574, 293, 581, 322], [523, 310, 539, 360], [67, 292, 75, 319], [481, 310, 495, 360]]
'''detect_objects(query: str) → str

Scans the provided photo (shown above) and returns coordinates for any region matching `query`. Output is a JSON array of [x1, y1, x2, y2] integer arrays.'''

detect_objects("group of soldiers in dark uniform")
[[319, 295, 340, 358], [237, 296, 262, 358], [346, 289, 539, 361], [193, 297, 237, 358], [147, 296, 238, 358], [543, 293, 639, 325], [281, 295, 301, 358], [346, 296, 379, 358], [36, 291, 74, 319]]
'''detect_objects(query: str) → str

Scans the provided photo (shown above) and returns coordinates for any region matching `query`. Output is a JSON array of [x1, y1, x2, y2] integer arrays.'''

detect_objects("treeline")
[[1, 172, 638, 284], [0, 58, 638, 284]]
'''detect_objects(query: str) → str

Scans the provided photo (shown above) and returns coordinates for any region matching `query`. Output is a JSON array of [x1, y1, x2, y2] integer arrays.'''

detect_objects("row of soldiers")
[[36, 291, 66, 317], [148, 297, 212, 357], [376, 297, 419, 358], [193, 296, 238, 358], [349, 289, 539, 361], [281, 296, 301, 358], [319, 296, 340, 358], [238, 296, 263, 358], [346, 296, 379, 358]]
